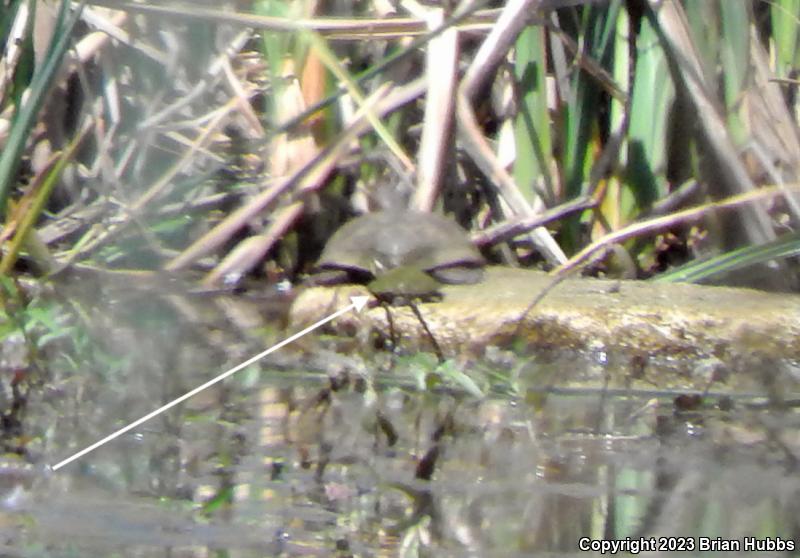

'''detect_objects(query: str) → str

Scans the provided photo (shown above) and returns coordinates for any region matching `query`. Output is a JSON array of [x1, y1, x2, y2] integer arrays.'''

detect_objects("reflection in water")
[[2, 284, 800, 556]]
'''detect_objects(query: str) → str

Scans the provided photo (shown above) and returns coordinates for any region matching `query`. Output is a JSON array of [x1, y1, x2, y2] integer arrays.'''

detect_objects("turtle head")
[[367, 265, 443, 305]]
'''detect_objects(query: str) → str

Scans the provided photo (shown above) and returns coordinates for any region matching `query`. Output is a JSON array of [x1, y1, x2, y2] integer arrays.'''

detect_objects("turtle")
[[315, 210, 485, 301]]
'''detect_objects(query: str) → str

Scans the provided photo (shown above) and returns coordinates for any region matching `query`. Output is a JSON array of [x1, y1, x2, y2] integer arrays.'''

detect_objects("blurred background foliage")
[[2, 0, 800, 293]]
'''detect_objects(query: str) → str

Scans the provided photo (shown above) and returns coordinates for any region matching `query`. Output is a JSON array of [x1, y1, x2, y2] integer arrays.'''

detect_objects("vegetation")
[[1, 0, 800, 293]]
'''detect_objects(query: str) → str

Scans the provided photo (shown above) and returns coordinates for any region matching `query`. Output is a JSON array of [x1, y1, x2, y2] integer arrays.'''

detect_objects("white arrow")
[[51, 296, 370, 471]]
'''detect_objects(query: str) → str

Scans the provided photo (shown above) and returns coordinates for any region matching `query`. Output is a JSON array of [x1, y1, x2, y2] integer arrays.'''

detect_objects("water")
[[1, 277, 798, 556]]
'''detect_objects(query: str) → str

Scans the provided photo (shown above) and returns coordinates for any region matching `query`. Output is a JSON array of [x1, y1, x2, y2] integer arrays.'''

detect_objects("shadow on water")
[[2, 274, 799, 556]]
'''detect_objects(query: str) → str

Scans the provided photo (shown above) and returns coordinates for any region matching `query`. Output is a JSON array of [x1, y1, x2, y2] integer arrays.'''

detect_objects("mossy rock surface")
[[291, 267, 800, 390]]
